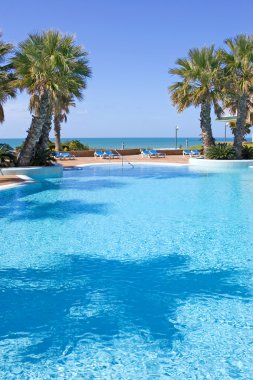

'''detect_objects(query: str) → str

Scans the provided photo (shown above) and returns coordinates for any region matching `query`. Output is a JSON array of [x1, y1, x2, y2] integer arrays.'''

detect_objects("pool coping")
[[75, 162, 190, 168], [0, 175, 36, 191], [1, 164, 63, 178]]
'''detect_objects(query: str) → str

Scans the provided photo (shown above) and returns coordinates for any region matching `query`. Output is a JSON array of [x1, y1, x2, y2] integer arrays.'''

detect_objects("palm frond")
[[169, 45, 222, 111], [13, 30, 91, 107]]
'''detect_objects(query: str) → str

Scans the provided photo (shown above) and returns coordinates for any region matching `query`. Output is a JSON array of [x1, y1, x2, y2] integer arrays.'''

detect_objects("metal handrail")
[[114, 149, 134, 168]]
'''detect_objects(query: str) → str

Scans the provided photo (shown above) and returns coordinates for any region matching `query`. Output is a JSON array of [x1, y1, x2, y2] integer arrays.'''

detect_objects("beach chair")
[[191, 150, 201, 157], [54, 152, 61, 159], [149, 149, 166, 158], [183, 150, 192, 156], [94, 150, 105, 158], [61, 152, 75, 160], [55, 152, 75, 160], [103, 151, 120, 159], [141, 150, 151, 158]]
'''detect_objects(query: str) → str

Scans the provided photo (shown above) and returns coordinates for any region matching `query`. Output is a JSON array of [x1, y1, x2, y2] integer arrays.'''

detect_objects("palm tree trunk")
[[17, 91, 50, 166], [35, 110, 52, 160], [233, 93, 248, 159], [0, 104, 4, 123], [200, 101, 215, 156], [54, 115, 61, 152]]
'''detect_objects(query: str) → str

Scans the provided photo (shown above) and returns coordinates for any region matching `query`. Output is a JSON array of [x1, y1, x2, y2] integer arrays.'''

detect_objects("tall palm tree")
[[54, 95, 75, 152], [169, 46, 222, 155], [221, 34, 253, 158], [13, 30, 91, 166], [0, 34, 16, 123]]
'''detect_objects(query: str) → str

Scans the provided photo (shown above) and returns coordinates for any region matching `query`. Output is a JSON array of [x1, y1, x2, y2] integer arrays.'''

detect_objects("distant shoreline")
[[0, 136, 250, 149]]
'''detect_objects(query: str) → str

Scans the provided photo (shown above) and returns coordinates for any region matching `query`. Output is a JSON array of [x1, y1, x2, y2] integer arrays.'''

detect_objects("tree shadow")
[[0, 254, 250, 363], [0, 180, 57, 205], [0, 176, 127, 222], [0, 198, 110, 221]]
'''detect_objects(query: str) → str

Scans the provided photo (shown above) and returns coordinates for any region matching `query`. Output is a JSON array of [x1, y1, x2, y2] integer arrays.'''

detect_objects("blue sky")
[[1, 0, 253, 138]]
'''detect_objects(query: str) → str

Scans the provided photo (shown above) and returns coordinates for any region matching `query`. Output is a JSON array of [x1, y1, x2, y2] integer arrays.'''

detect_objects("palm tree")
[[221, 34, 253, 158], [13, 30, 91, 166], [169, 46, 222, 155], [54, 95, 75, 152], [0, 34, 16, 123]]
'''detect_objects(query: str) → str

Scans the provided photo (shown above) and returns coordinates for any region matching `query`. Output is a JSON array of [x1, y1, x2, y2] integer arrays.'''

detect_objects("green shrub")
[[17, 139, 89, 156], [60, 140, 89, 151], [0, 144, 17, 167], [206, 143, 236, 160], [15, 143, 24, 152], [48, 140, 55, 150], [241, 145, 253, 159], [243, 142, 253, 148], [187, 144, 203, 151], [30, 148, 56, 166]]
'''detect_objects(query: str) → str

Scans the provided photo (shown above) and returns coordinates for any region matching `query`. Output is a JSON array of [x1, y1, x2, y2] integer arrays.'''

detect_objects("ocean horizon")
[[0, 136, 246, 149]]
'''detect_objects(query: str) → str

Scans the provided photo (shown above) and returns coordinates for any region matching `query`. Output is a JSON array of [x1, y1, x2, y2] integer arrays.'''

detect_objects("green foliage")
[[222, 34, 253, 96], [0, 143, 14, 152], [48, 140, 89, 151], [30, 148, 55, 166], [243, 142, 253, 147], [0, 34, 16, 123], [47, 140, 55, 150], [0, 144, 16, 166], [229, 121, 252, 137], [169, 46, 223, 115], [60, 140, 89, 151], [13, 30, 92, 104], [187, 144, 203, 151], [206, 143, 236, 160], [15, 142, 24, 152], [241, 145, 253, 159]]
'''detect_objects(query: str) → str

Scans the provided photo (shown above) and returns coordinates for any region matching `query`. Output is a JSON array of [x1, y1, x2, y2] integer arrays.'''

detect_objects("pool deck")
[[0, 175, 25, 187], [59, 154, 189, 168]]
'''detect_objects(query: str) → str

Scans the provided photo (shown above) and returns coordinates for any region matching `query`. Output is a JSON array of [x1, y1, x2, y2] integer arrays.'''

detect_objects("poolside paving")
[[59, 154, 189, 168], [0, 175, 25, 187]]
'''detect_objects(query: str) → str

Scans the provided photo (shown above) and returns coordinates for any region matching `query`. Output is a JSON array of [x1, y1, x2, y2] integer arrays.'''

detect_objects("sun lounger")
[[141, 150, 151, 158], [141, 149, 166, 158], [149, 149, 166, 158], [94, 150, 105, 158], [183, 150, 192, 156], [54, 152, 60, 159], [60, 152, 75, 160], [55, 152, 75, 160], [191, 150, 201, 157], [103, 151, 120, 159]]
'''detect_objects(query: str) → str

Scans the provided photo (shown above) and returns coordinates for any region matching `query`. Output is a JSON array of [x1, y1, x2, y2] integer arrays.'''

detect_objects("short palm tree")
[[0, 35, 16, 123], [169, 46, 222, 155], [221, 34, 253, 158], [13, 30, 91, 166]]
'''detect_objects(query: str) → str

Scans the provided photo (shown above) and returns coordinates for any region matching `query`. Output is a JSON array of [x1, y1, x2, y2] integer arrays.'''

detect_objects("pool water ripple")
[[0, 164, 253, 379]]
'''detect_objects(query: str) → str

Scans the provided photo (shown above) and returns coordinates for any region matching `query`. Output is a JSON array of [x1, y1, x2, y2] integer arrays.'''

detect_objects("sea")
[[0, 137, 242, 150]]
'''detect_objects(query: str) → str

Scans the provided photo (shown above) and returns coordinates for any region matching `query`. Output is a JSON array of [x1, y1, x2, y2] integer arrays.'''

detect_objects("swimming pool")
[[0, 164, 253, 379]]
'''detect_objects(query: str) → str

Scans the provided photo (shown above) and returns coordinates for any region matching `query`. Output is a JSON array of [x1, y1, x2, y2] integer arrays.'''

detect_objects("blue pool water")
[[0, 164, 253, 379]]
